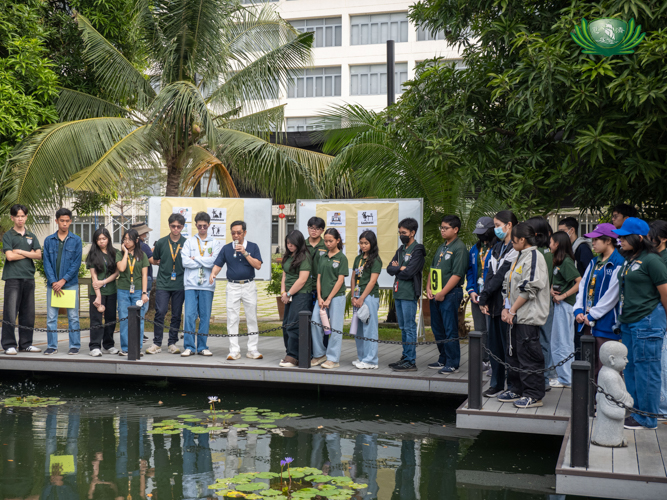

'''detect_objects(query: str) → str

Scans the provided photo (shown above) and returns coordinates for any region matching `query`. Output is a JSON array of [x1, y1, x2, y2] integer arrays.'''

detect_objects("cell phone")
[[552, 285, 562, 292]]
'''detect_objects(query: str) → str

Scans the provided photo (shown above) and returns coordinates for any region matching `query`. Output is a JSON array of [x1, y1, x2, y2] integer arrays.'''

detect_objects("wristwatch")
[[243, 251, 249, 257], [142, 292, 148, 296], [286, 291, 292, 298]]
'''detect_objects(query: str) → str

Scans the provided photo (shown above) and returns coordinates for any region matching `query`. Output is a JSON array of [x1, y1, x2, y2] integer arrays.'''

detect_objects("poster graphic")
[[181, 223, 192, 238], [173, 207, 192, 222], [208, 207, 227, 223], [327, 210, 345, 226], [209, 223, 226, 241], [358, 210, 377, 226], [357, 226, 378, 240]]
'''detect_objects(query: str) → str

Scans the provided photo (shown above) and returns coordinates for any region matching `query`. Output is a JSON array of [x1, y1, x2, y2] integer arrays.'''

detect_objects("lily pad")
[[329, 477, 353, 485], [350, 483, 368, 489], [258, 424, 277, 429], [255, 472, 279, 479], [235, 482, 269, 492], [284, 413, 301, 417], [257, 490, 281, 496], [257, 419, 276, 424], [247, 429, 267, 435], [305, 474, 332, 483], [318, 484, 337, 491], [290, 489, 319, 499], [280, 471, 305, 479], [177, 414, 196, 418], [184, 418, 202, 422], [233, 423, 249, 428]]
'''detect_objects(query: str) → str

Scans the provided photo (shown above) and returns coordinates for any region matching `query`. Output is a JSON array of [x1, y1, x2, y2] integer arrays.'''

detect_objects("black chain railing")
[[590, 378, 667, 420], [1, 318, 126, 334], [144, 318, 298, 340], [482, 343, 579, 375], [309, 321, 462, 346]]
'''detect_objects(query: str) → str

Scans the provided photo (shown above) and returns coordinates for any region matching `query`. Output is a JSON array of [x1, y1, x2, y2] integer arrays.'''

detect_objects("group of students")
[[1, 204, 265, 361]]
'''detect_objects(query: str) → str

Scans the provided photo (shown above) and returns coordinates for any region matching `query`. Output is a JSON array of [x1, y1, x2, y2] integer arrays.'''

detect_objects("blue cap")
[[612, 217, 649, 237]]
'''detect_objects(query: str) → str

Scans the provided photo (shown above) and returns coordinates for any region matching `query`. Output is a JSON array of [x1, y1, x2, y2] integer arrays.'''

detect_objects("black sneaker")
[[483, 387, 503, 398], [43, 348, 57, 355], [391, 360, 417, 372], [624, 416, 655, 430], [428, 361, 445, 370], [388, 356, 406, 368], [68, 348, 79, 355], [497, 390, 521, 402]]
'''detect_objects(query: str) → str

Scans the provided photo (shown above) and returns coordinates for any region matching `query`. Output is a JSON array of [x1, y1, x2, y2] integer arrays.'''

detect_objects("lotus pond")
[[0, 374, 604, 499]]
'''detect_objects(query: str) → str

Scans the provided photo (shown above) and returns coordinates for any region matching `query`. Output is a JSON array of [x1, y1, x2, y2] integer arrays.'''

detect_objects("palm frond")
[[223, 105, 285, 140], [66, 125, 155, 192], [76, 13, 156, 108], [180, 145, 239, 197], [56, 88, 133, 122], [3, 118, 139, 214], [315, 104, 379, 154]]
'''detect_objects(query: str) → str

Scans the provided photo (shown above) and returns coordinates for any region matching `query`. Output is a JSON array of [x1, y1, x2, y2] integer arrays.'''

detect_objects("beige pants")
[[226, 281, 259, 353]]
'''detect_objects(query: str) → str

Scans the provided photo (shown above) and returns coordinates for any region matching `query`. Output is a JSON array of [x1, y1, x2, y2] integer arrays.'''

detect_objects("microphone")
[[233, 239, 238, 258]]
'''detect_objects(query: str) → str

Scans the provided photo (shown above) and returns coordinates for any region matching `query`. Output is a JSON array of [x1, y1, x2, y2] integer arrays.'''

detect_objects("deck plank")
[[587, 419, 613, 473], [635, 429, 667, 478], [611, 428, 639, 475]]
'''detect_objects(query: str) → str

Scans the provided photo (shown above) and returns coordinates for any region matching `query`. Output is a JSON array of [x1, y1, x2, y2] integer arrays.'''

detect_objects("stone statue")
[[591, 342, 633, 447]]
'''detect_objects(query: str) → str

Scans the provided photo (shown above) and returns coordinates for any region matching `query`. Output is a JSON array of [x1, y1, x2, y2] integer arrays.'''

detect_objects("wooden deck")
[[556, 418, 667, 500], [456, 387, 572, 435], [0, 331, 472, 395]]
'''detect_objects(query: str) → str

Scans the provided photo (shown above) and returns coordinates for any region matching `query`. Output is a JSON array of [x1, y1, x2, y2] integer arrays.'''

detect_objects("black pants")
[[282, 293, 311, 360], [488, 314, 508, 392], [1, 278, 35, 350], [507, 323, 545, 400], [89, 294, 117, 350], [153, 289, 184, 346]]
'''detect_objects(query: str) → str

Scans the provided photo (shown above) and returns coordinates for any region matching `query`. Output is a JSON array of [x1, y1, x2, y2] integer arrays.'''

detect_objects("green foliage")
[[405, 0, 667, 217], [266, 262, 283, 296]]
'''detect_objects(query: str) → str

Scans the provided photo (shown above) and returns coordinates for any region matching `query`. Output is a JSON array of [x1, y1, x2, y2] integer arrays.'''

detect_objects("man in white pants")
[[210, 220, 263, 360]]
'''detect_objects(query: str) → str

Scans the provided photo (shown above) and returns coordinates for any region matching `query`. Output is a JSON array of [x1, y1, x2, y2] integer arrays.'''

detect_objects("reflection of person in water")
[[86, 416, 118, 499], [115, 414, 153, 499], [424, 439, 458, 500], [309, 433, 344, 478], [182, 429, 215, 500], [41, 408, 80, 500], [1, 411, 37, 500], [391, 440, 417, 500], [152, 428, 184, 499], [350, 434, 379, 499]]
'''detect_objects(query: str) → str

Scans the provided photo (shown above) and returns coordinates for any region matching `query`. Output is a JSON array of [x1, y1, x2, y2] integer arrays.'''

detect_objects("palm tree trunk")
[[165, 154, 181, 196]]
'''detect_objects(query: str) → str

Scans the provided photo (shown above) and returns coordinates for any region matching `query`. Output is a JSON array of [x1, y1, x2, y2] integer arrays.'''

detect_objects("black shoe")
[[482, 387, 503, 398], [392, 360, 417, 372], [624, 416, 656, 430], [68, 348, 79, 355], [388, 356, 406, 368]]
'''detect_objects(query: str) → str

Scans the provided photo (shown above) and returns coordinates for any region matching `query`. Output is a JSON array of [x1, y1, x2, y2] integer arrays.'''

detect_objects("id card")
[[129, 284, 135, 294], [171, 272, 177, 281]]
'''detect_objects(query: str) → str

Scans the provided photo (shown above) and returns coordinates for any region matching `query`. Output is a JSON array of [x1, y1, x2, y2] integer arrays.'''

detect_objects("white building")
[[244, 0, 461, 131]]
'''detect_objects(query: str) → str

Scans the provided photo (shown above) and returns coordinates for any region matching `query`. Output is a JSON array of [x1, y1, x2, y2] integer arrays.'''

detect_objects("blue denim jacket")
[[43, 231, 82, 288]]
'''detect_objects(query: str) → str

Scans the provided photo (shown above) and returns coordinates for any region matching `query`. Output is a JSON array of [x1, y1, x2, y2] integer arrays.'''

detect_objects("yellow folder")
[[49, 454, 75, 475], [50, 289, 76, 309]]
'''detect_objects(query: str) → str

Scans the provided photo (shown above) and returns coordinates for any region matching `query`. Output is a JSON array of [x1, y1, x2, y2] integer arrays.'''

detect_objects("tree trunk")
[[165, 154, 181, 196]]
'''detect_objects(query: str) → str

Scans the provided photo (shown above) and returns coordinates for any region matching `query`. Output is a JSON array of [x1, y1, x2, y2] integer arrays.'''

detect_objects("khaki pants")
[[227, 281, 259, 353]]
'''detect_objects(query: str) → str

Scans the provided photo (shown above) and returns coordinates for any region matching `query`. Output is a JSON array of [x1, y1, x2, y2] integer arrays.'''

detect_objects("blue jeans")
[[117, 289, 145, 352], [395, 299, 418, 364], [312, 295, 345, 362], [184, 289, 213, 352], [430, 287, 463, 368], [355, 295, 380, 365], [540, 302, 555, 385], [46, 285, 80, 350], [621, 303, 666, 428], [552, 301, 574, 386], [661, 328, 667, 416]]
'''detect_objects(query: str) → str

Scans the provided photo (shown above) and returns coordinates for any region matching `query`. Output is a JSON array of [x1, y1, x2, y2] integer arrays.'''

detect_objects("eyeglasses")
[[230, 231, 244, 236], [196, 224, 209, 229], [440, 226, 452, 232], [611, 213, 620, 220], [169, 224, 183, 229], [308, 226, 323, 232]]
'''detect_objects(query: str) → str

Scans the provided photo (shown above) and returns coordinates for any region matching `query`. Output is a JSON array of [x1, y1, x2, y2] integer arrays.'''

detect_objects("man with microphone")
[[210, 220, 263, 360]]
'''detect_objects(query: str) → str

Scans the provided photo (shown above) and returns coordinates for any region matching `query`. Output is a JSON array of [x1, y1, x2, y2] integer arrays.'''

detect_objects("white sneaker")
[[168, 345, 181, 354], [21, 345, 41, 352], [549, 379, 571, 388], [102, 347, 119, 355], [118, 351, 128, 357], [246, 351, 263, 359], [5, 347, 17, 355], [181, 349, 193, 357], [146, 344, 162, 354], [356, 362, 379, 370], [352, 360, 361, 367], [198, 349, 213, 356], [227, 352, 241, 360], [90, 349, 102, 357]]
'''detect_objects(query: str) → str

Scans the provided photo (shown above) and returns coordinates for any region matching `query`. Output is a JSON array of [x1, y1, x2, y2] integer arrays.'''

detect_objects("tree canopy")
[[403, 0, 667, 217]]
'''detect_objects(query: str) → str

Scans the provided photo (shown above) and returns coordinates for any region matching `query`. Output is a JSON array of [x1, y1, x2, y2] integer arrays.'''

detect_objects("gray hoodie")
[[502, 245, 550, 326]]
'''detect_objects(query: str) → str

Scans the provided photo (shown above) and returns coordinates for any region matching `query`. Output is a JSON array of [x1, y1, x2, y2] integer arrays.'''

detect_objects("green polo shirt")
[[618, 251, 667, 324], [540, 247, 554, 286], [2, 228, 41, 280], [431, 237, 467, 292], [153, 235, 187, 291], [116, 251, 150, 291], [283, 254, 312, 295], [353, 254, 383, 298], [393, 241, 418, 301], [553, 256, 580, 306], [661, 249, 667, 267], [318, 250, 349, 299], [307, 238, 326, 288], [87, 250, 118, 296]]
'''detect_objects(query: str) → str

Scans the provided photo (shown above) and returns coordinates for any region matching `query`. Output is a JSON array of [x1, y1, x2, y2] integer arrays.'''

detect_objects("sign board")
[[147, 197, 272, 281]]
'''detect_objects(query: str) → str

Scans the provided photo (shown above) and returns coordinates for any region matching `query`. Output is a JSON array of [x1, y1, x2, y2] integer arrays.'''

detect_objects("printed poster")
[[172, 207, 192, 222], [181, 223, 192, 238], [358, 210, 377, 226], [327, 210, 345, 226], [208, 207, 227, 223], [209, 223, 226, 242], [358, 226, 378, 240], [160, 198, 244, 243]]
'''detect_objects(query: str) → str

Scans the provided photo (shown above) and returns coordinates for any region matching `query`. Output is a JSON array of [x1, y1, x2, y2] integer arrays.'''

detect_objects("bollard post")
[[298, 311, 312, 369], [127, 306, 141, 361], [571, 360, 591, 468], [581, 335, 596, 417], [468, 331, 483, 410]]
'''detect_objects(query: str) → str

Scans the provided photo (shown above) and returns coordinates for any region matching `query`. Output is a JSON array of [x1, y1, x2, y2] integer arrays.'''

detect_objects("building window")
[[350, 63, 408, 96], [290, 18, 342, 47], [271, 216, 296, 246], [350, 13, 409, 45], [417, 26, 446, 41], [73, 216, 104, 244], [287, 67, 341, 98], [286, 117, 340, 132]]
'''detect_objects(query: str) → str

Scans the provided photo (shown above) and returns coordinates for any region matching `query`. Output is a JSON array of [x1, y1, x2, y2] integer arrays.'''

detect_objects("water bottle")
[[319, 308, 331, 335], [350, 308, 358, 336]]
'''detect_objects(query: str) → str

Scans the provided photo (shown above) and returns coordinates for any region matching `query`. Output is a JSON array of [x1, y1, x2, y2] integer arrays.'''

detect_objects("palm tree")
[[2, 1, 337, 213]]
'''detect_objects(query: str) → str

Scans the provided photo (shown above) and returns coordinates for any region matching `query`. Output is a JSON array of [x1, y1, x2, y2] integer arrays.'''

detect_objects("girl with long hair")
[[280, 230, 312, 367], [311, 228, 349, 369], [86, 228, 120, 356], [613, 218, 667, 429], [351, 231, 382, 369], [478, 210, 519, 397], [116, 228, 150, 355], [548, 231, 581, 388], [499, 223, 550, 408]]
